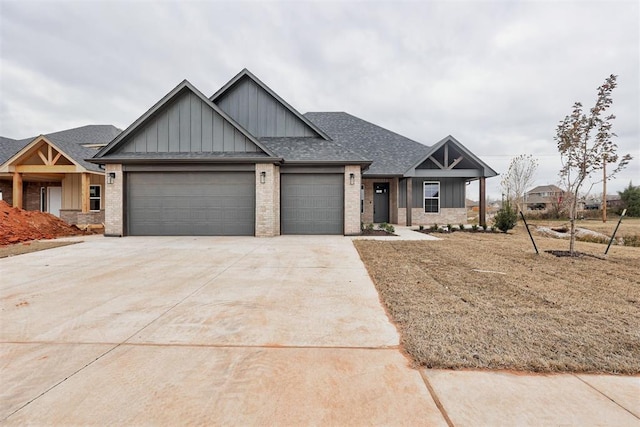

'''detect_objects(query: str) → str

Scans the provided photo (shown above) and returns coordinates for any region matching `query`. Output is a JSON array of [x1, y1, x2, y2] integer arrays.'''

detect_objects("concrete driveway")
[[1, 236, 446, 425]]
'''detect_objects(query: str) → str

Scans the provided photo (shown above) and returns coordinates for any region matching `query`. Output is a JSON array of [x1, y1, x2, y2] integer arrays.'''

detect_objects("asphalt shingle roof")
[[1, 125, 121, 172], [258, 137, 369, 163], [305, 112, 431, 176]]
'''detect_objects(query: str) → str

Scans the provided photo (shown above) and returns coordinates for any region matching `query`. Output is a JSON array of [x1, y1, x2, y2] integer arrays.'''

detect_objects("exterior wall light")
[[260, 171, 266, 184], [107, 172, 116, 184], [349, 173, 355, 185]]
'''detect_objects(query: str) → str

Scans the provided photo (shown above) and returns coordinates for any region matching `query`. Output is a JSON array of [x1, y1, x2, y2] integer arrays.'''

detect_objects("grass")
[[354, 224, 640, 374]]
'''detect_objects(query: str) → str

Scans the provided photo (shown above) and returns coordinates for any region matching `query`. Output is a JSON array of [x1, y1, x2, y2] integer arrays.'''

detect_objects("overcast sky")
[[1, 0, 638, 199]]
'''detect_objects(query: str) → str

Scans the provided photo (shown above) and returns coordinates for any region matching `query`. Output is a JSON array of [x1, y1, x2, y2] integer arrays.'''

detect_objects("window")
[[423, 182, 440, 213], [89, 185, 101, 211], [360, 184, 365, 213]]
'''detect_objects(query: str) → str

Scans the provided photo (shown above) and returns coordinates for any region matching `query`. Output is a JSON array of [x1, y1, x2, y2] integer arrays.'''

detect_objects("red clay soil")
[[0, 201, 86, 246]]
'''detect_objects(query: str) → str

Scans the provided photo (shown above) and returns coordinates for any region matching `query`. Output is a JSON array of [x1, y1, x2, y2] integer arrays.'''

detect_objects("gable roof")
[[93, 80, 277, 161], [211, 69, 330, 140], [304, 112, 430, 176], [406, 135, 498, 178], [1, 125, 121, 172]]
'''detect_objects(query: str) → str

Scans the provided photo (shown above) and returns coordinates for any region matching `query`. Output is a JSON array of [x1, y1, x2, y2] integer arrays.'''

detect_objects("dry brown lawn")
[[0, 241, 78, 258], [354, 225, 640, 374]]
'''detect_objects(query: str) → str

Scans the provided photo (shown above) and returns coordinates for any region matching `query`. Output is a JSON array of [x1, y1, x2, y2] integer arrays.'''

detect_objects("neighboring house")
[[606, 194, 624, 210], [90, 69, 497, 237], [0, 125, 121, 225], [525, 184, 565, 211]]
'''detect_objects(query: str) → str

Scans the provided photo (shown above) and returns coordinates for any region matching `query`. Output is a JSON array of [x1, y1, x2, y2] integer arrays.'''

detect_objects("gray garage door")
[[127, 172, 255, 236], [281, 174, 344, 235]]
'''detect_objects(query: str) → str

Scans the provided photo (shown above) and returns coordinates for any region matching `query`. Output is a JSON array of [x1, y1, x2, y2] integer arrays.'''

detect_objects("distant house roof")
[[305, 112, 430, 176], [527, 184, 563, 195], [1, 125, 121, 172]]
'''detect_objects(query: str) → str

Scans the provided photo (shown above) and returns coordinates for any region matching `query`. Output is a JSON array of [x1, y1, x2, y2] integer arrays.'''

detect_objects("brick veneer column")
[[105, 164, 123, 236], [255, 163, 278, 237], [344, 165, 361, 235]]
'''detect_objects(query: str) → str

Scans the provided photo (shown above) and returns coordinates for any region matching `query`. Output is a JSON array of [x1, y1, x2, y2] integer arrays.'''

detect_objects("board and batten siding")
[[216, 77, 318, 138], [117, 90, 261, 154], [61, 173, 104, 210], [411, 177, 466, 209]]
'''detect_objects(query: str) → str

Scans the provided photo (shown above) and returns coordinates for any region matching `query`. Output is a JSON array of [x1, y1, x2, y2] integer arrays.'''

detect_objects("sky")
[[1, 0, 638, 200]]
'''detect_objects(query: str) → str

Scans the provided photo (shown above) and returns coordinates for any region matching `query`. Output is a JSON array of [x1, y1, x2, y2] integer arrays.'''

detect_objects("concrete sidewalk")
[[1, 235, 639, 426]]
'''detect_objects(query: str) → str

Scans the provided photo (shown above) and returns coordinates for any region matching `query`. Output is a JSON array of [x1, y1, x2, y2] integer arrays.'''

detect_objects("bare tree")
[[501, 154, 538, 212], [555, 74, 632, 254]]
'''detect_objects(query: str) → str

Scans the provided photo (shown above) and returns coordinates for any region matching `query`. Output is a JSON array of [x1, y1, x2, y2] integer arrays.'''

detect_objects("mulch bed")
[[360, 230, 396, 236], [354, 229, 640, 374]]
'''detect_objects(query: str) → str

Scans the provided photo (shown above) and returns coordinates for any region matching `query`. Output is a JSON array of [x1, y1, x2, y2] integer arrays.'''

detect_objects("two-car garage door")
[[126, 171, 344, 236], [127, 172, 255, 236]]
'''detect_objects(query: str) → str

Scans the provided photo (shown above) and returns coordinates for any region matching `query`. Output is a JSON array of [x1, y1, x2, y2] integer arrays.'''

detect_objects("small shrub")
[[419, 225, 424, 231], [447, 224, 453, 232], [494, 201, 518, 233], [482, 223, 488, 231], [378, 222, 388, 230], [385, 224, 395, 233], [491, 225, 497, 232], [459, 224, 465, 231], [430, 223, 439, 231], [471, 224, 479, 231], [366, 223, 374, 232]]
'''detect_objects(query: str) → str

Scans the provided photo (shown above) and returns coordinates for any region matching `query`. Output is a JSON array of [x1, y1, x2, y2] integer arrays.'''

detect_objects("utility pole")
[[602, 154, 607, 223]]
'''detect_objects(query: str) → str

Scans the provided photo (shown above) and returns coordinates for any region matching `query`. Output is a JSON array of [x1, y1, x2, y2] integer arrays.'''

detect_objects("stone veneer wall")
[[411, 208, 467, 226], [60, 209, 105, 225], [344, 165, 362, 235], [104, 164, 123, 236], [255, 163, 279, 237]]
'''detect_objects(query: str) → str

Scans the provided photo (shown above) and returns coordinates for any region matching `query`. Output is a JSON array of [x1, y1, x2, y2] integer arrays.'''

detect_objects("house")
[[0, 125, 120, 225], [525, 184, 565, 211], [90, 69, 497, 237]]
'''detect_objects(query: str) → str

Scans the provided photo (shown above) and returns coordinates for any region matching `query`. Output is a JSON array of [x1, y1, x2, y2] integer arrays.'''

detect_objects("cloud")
[[1, 0, 637, 198]]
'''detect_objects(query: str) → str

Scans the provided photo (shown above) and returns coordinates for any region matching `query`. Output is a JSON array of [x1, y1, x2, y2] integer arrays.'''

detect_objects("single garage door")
[[127, 172, 255, 236], [281, 174, 344, 235]]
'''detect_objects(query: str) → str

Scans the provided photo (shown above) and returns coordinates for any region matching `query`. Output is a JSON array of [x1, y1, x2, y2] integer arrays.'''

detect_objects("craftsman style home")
[[0, 126, 120, 225], [91, 69, 497, 236]]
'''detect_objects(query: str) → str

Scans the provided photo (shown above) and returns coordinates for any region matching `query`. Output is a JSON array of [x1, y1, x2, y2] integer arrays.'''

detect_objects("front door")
[[373, 183, 389, 223], [47, 187, 62, 217]]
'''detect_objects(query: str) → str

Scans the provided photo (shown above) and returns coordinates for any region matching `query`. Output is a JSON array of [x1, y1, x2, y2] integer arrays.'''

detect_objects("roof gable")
[[407, 135, 498, 178], [0, 136, 98, 174], [211, 69, 329, 139], [94, 80, 275, 159]]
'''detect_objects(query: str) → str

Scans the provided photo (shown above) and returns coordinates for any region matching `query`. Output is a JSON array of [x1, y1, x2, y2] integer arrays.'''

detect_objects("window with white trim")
[[89, 185, 101, 211], [423, 182, 440, 213], [360, 184, 365, 213]]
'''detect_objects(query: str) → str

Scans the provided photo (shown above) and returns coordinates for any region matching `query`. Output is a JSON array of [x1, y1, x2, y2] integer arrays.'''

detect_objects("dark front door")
[[373, 183, 389, 223]]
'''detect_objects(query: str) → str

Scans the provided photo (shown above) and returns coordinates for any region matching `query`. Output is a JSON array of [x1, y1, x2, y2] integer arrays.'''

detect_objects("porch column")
[[406, 177, 412, 226], [479, 177, 486, 226], [12, 172, 23, 209], [81, 173, 90, 213]]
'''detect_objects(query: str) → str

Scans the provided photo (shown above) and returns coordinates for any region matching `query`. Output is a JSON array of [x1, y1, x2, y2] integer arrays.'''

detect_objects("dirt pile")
[[0, 201, 86, 246]]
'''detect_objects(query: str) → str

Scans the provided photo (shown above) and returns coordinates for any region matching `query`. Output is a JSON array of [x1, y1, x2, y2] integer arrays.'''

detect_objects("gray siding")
[[217, 77, 319, 138], [398, 178, 407, 208], [412, 177, 466, 208], [117, 91, 261, 154]]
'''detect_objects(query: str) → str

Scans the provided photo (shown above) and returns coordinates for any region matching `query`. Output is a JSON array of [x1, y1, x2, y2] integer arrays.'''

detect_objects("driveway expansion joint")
[[573, 374, 640, 420]]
